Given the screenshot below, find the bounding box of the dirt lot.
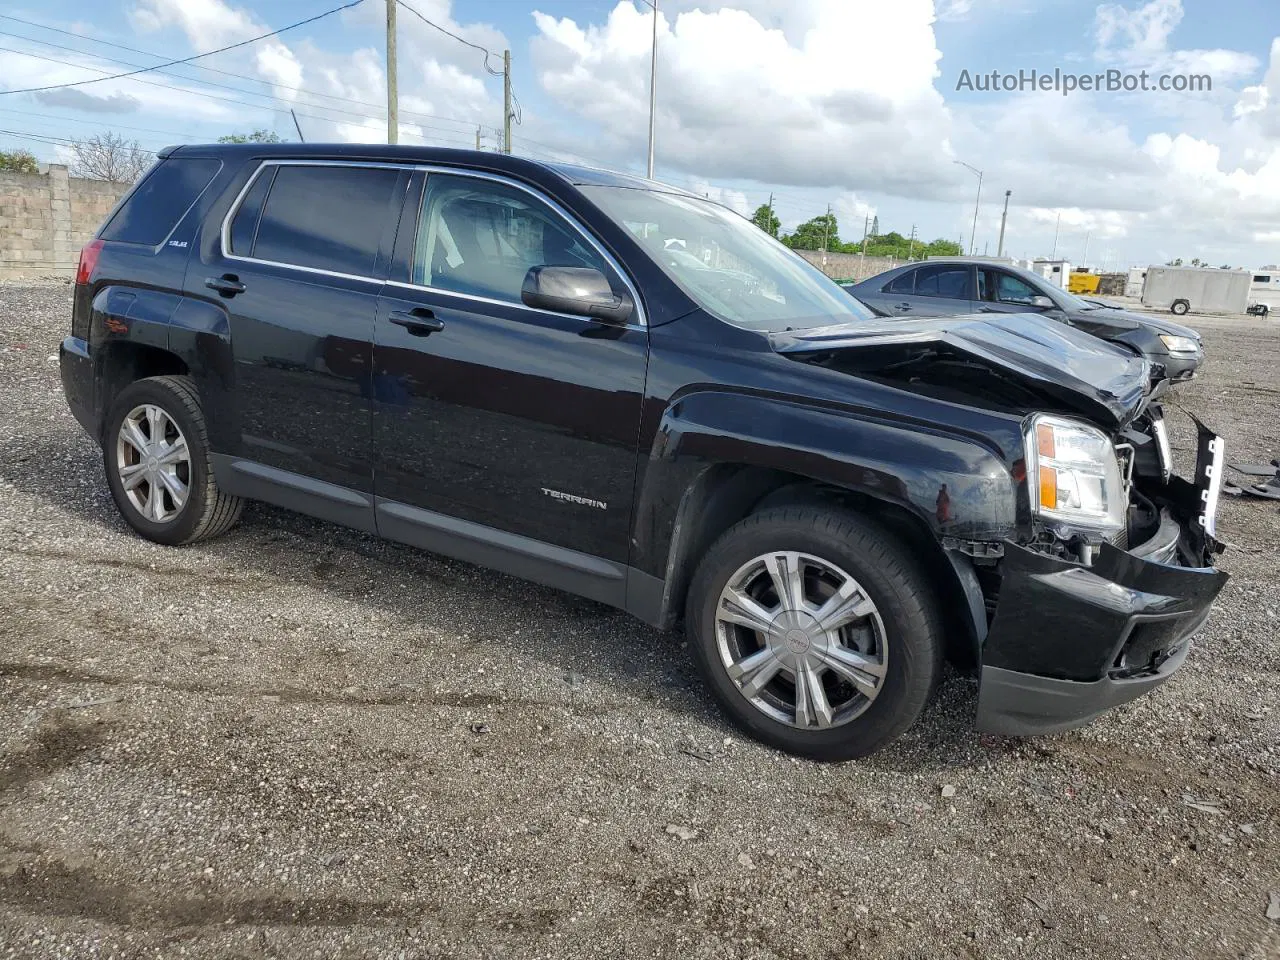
[1,282,1277,960]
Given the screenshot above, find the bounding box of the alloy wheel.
[115,403,191,524]
[714,551,888,730]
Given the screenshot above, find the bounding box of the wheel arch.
[647,463,985,670]
[94,340,190,440]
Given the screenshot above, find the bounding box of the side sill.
[209,454,377,534]
[375,498,628,608]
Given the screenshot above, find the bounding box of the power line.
[0,106,198,140]
[0,0,365,96]
[0,45,480,140]
[394,0,503,76]
[0,13,484,131]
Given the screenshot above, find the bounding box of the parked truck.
[1141,265,1251,316]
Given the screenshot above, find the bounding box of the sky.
[1,0,1278,269]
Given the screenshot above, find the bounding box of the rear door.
[371,168,648,593]
[200,160,408,526]
[878,264,974,317]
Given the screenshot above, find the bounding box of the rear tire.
[686,506,943,761]
[1170,299,1190,316]
[103,375,243,546]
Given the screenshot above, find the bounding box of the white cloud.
[129,0,261,51]
[530,0,955,193]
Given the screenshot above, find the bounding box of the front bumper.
[1163,352,1200,383]
[976,426,1227,736]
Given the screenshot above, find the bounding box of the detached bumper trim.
[977,638,1191,736]
[59,336,95,436]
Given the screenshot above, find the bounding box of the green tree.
[751,203,781,237]
[921,237,962,258]
[217,129,282,144]
[782,213,839,251]
[0,149,39,173]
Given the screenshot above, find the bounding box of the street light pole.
[997,189,1011,258]
[646,0,658,179]
[953,159,982,256]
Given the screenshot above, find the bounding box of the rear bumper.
[976,421,1227,736]
[59,336,95,436]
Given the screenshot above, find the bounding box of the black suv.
[60,144,1227,760]
[844,258,1204,385]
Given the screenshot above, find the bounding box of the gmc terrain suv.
[60,145,1228,760]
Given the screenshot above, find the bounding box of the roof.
[162,142,697,196]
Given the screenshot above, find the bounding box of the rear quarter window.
[99,157,222,246]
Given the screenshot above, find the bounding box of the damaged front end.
[975,412,1228,736]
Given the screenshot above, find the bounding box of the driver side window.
[994,271,1040,305]
[412,173,610,303]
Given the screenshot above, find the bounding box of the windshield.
[581,185,875,331]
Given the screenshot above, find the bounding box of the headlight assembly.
[1025,414,1127,536]
[1159,334,1199,354]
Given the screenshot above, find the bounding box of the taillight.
[75,239,104,286]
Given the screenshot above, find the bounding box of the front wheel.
[1171,299,1190,316]
[103,375,244,546]
[686,506,943,761]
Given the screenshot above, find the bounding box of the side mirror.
[1029,294,1057,310]
[521,266,633,325]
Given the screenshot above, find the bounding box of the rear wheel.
[103,375,243,546]
[686,506,943,760]
[1170,299,1190,316]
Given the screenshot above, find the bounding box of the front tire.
[686,506,943,761]
[103,375,243,546]
[1170,299,1190,316]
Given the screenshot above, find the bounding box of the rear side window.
[249,165,401,276]
[915,265,970,299]
[228,167,275,255]
[100,157,221,246]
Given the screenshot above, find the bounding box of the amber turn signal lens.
[1038,465,1058,510]
[1036,423,1056,459]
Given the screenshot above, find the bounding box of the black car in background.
[844,258,1204,384]
[60,144,1226,760]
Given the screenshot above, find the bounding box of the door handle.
[389,308,445,336]
[205,275,245,296]
[896,302,912,310]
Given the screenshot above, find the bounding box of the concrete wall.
[0,165,128,278]
[795,250,904,282]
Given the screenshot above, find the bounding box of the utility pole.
[766,192,775,236]
[1051,211,1061,260]
[503,49,512,154]
[476,125,482,151]
[859,214,870,273]
[647,0,658,178]
[997,189,1011,257]
[385,0,398,144]
[1082,230,1091,265]
[907,224,916,261]
[821,203,832,253]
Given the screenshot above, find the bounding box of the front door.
[372,170,648,586]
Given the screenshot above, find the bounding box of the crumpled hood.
[770,311,1151,428]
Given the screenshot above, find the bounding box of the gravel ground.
[1,280,1277,960]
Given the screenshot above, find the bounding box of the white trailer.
[1248,269,1280,317]
[1140,266,1252,316]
